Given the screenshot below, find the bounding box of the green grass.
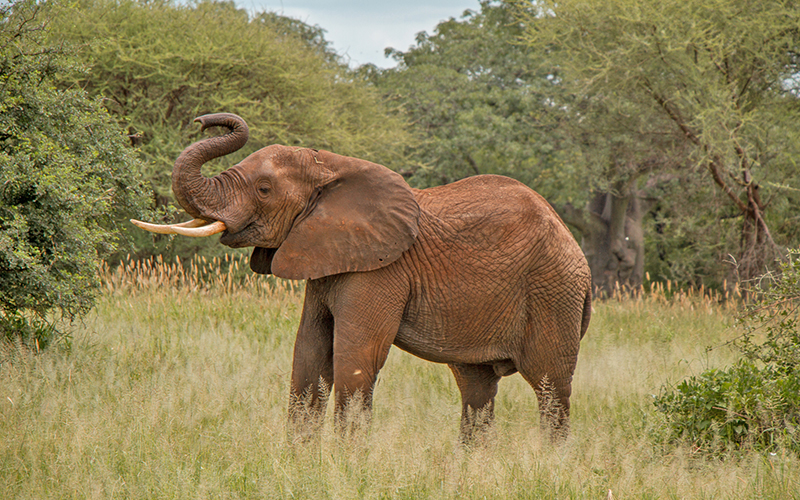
[1,258,799,499]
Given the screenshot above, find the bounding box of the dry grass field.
[2,255,799,499]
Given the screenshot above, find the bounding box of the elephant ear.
[269,150,420,280]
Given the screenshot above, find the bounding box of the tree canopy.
[516,0,800,282]
[369,0,571,190]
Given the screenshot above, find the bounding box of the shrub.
[655,250,800,453]
[736,251,800,371]
[655,359,800,453]
[0,1,151,349]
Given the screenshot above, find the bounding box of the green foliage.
[644,178,743,288]
[656,250,800,453]
[0,0,151,346]
[47,0,412,262]
[655,360,800,453]
[0,311,60,351]
[515,0,800,283]
[738,250,800,371]
[517,0,800,178]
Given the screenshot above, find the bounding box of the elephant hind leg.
[448,363,502,444]
[532,372,572,442]
[517,340,579,442]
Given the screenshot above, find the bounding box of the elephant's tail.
[579,287,592,340]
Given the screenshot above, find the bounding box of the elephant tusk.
[173,219,212,228]
[130,217,208,234]
[130,218,179,234]
[171,220,226,237]
[130,218,226,237]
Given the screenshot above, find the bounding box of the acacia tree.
[517,0,800,282]
[0,1,151,346]
[48,0,412,261]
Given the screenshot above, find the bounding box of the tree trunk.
[558,189,647,296]
[738,185,781,282]
[707,156,781,281]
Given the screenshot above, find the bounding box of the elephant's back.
[414,174,569,238]
[412,174,587,284]
[415,175,531,210]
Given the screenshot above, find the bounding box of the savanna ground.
[2,256,798,499]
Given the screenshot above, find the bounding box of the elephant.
[132,113,592,442]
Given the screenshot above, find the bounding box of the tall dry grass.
[1,255,798,499]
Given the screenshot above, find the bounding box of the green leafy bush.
[0,311,59,351]
[1,1,151,348]
[655,360,800,452]
[737,252,800,371]
[655,250,800,453]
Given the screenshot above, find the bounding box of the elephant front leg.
[288,298,334,442]
[330,313,401,438]
[449,363,501,444]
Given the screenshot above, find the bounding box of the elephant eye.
[258,185,270,196]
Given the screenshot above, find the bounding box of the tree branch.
[642,79,701,147]
[465,154,481,176]
[553,202,589,234]
[708,155,748,213]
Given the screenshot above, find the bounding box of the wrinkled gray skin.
[168,113,592,442]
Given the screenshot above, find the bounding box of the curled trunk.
[171,113,249,219]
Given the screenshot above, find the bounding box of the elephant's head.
[132,113,420,280]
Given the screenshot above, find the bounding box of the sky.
[236,0,481,68]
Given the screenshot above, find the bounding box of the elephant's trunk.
[171,113,249,219]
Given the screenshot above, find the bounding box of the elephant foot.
[459,403,496,446]
[287,380,330,444]
[539,414,569,444]
[536,376,570,443]
[333,390,373,442]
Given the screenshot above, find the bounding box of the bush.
[0,1,151,348]
[655,250,800,453]
[655,360,800,453]
[0,311,60,351]
[736,251,800,371]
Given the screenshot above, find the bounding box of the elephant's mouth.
[219,222,256,248]
[250,246,277,274]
